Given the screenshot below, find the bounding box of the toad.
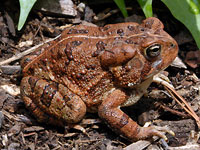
[20,17,178,141]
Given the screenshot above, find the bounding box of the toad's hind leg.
[20,76,86,126]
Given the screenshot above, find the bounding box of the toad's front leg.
[98,89,173,141]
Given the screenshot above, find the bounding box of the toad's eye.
[145,44,161,58]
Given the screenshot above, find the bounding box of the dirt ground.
[0,0,200,149]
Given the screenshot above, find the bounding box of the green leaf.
[161,0,200,48]
[18,0,37,31]
[137,0,153,18]
[114,0,128,17]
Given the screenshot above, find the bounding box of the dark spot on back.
[67,29,77,34]
[72,41,82,46]
[117,29,124,36]
[127,25,134,31]
[65,44,73,60]
[67,29,88,34]
[92,41,106,57]
[78,29,89,34]
[140,27,145,31]
[125,39,134,44]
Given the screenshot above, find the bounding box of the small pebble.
[8,143,20,150]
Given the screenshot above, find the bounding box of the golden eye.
[145,44,161,58]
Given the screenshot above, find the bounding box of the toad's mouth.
[142,58,165,80]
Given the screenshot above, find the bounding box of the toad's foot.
[137,125,175,141]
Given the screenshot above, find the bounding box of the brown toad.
[20,17,178,141]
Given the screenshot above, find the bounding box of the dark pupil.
[146,44,161,57]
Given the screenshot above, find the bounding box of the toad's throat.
[122,76,153,107]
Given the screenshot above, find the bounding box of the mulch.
[0,0,200,149]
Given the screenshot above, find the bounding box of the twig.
[153,74,200,129]
[155,102,190,118]
[0,36,59,66]
[164,85,200,128]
